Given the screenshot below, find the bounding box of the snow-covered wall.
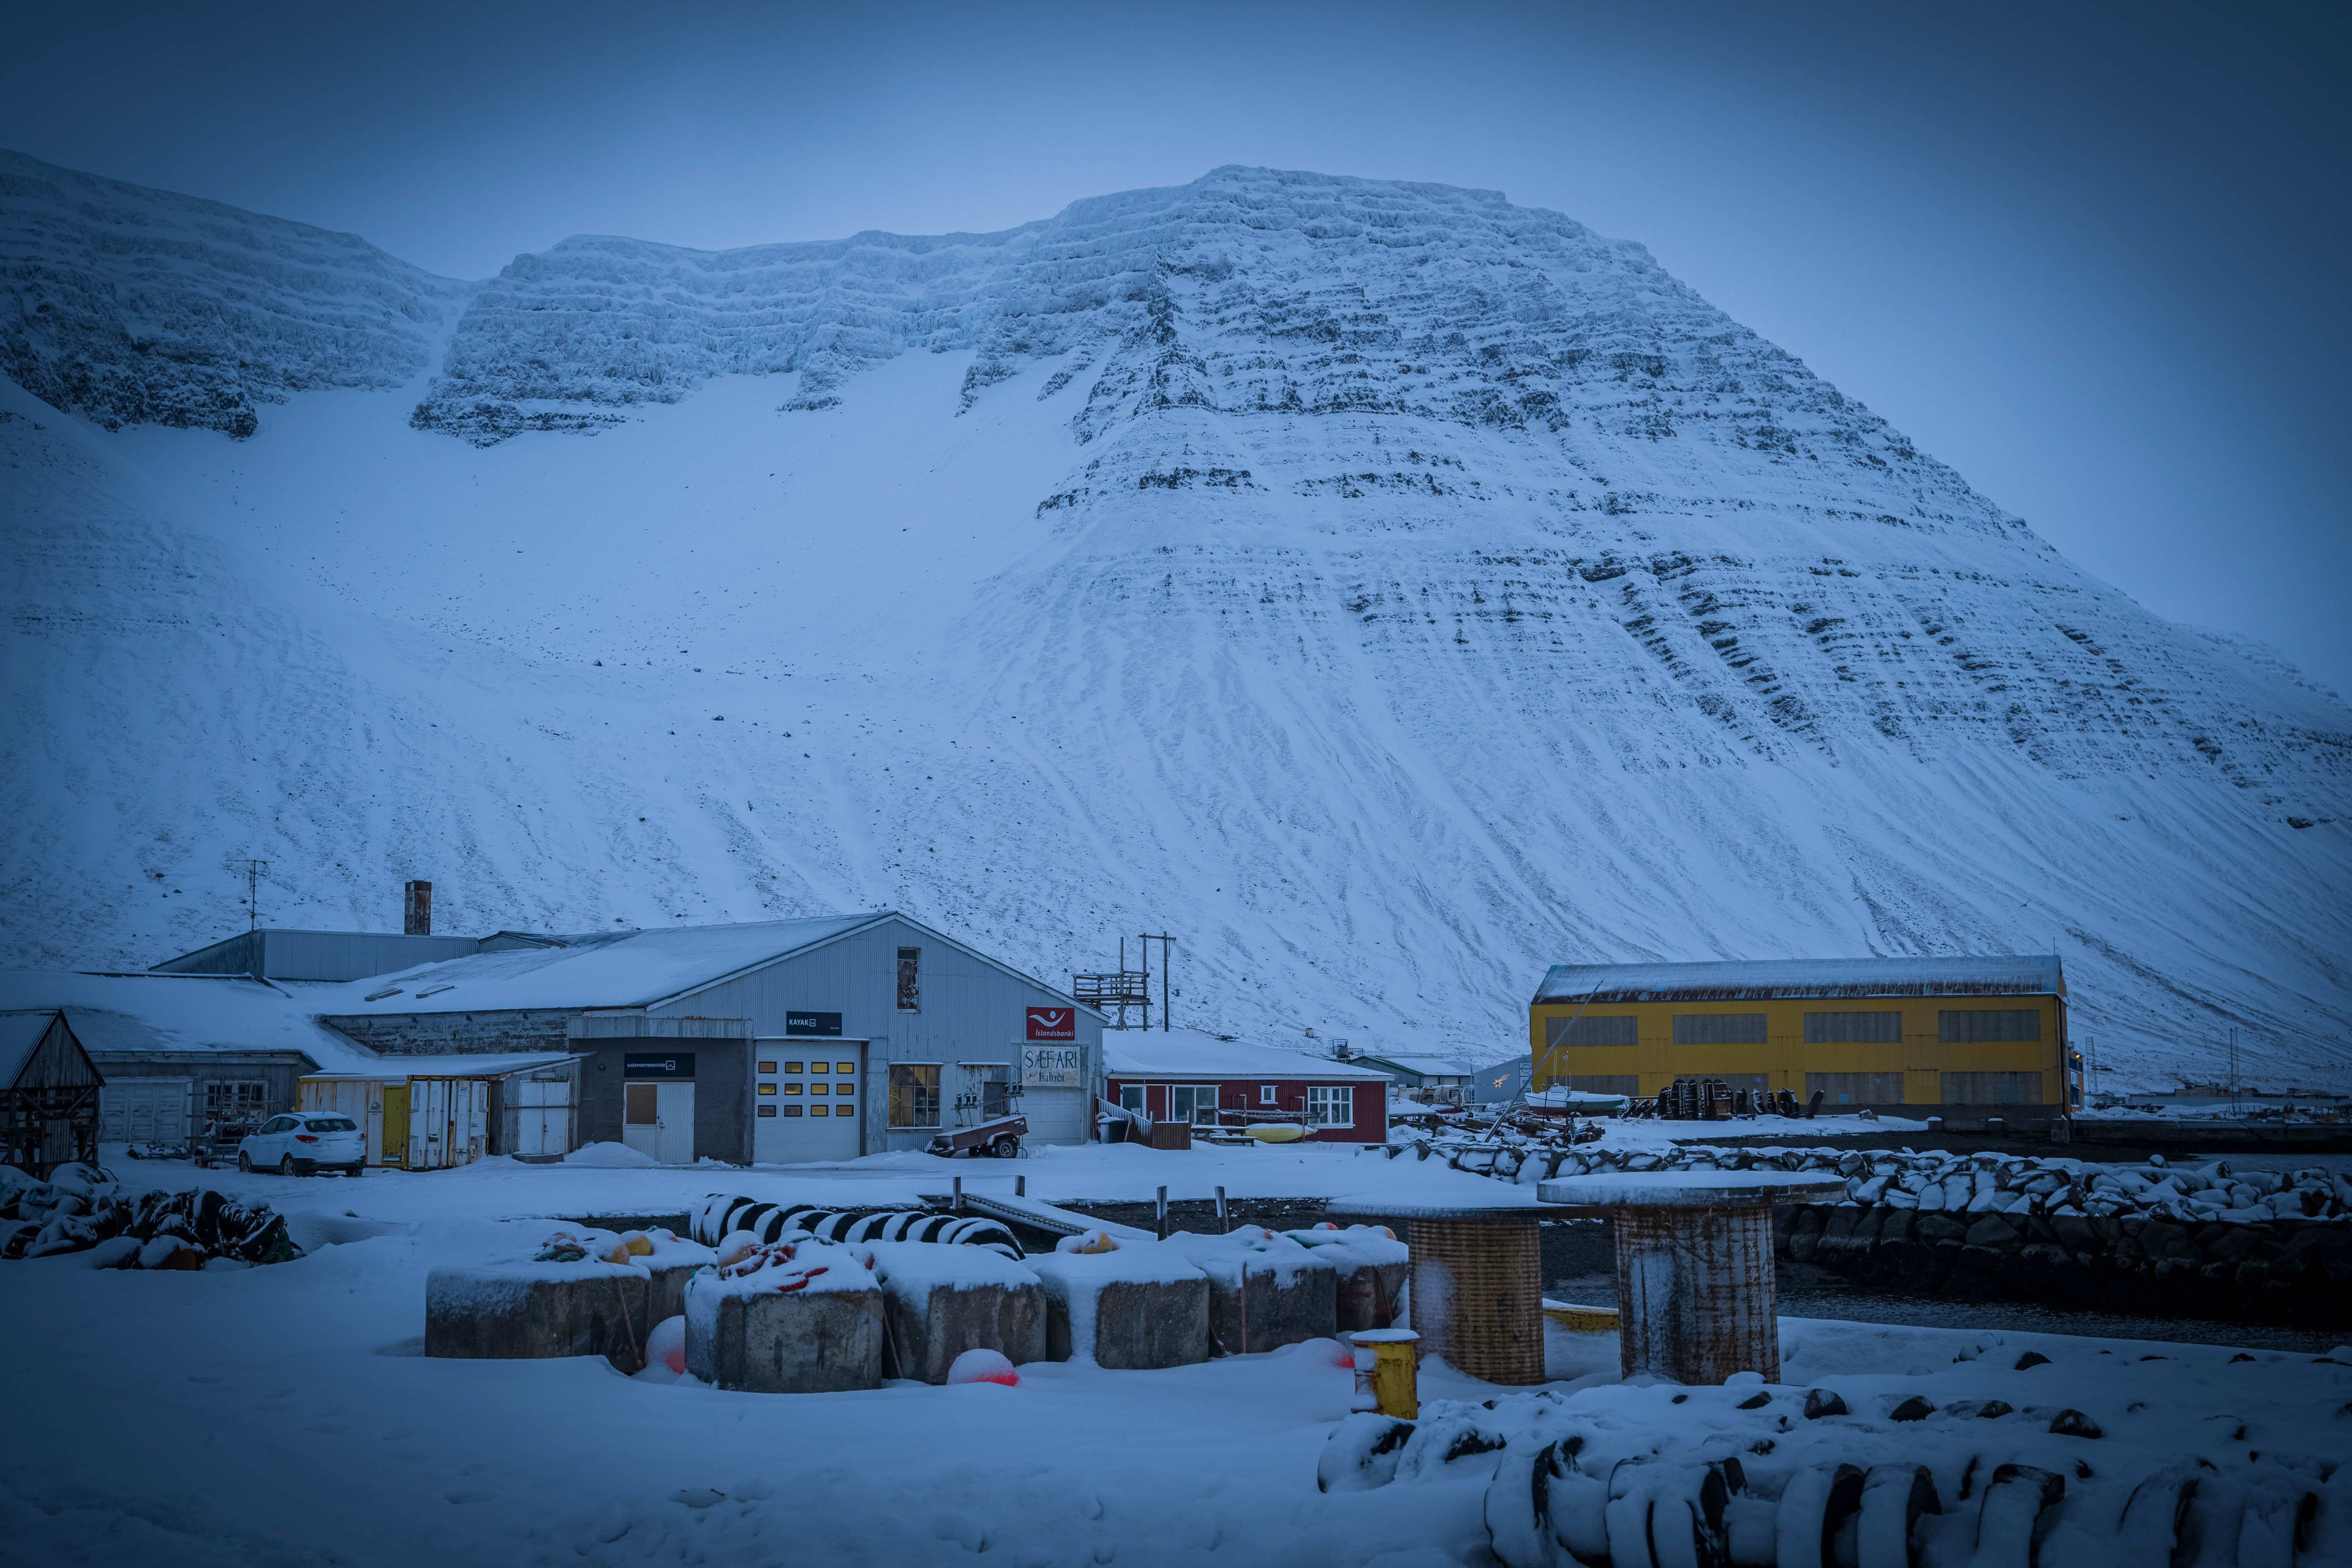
[2,159,2346,1088]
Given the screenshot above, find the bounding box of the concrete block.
[685,1276,885,1393]
[884,1279,1049,1383]
[1045,1275,1210,1369]
[425,1264,649,1370]
[1336,1262,1408,1333]
[647,1257,705,1323]
[1205,1257,1338,1354]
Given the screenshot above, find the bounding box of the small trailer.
[927,1115,1026,1159]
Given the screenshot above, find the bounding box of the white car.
[238,1112,366,1177]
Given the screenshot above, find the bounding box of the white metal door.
[459,1079,488,1165]
[102,1079,191,1145]
[622,1080,661,1160]
[514,1075,572,1156]
[654,1082,695,1164]
[409,1079,447,1169]
[752,1046,862,1164]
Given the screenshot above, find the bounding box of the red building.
[1102,1030,1392,1144]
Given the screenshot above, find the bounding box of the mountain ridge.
[1,154,2346,1085]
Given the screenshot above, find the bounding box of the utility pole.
[2229,1028,2241,1110]
[1139,933,1176,1031]
[244,859,268,932]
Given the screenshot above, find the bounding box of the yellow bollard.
[1349,1329,1420,1420]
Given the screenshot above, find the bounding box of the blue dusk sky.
[4,0,2346,693]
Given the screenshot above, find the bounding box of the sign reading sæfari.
[1020,1043,1082,1088]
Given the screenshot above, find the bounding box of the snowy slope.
[2,159,2346,1087]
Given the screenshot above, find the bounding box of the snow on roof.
[1532,954,2065,1005]
[0,1009,58,1084]
[304,913,883,1015]
[301,1051,579,1080]
[1101,1028,1393,1080]
[1355,1052,1476,1077]
[0,971,383,1073]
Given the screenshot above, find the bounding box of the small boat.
[1244,1123,1308,1144]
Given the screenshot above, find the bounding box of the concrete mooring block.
[1335,1261,1409,1333]
[1030,1251,1211,1370]
[425,1264,650,1370]
[1204,1257,1338,1353]
[883,1278,1049,1383]
[685,1276,886,1393]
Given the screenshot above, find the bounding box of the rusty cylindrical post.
[1613,1200,1779,1384]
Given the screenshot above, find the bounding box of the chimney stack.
[404,880,432,937]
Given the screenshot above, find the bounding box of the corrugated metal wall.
[660,918,1100,1153]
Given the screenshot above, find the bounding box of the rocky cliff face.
[0,150,472,437]
[3,160,2346,1082]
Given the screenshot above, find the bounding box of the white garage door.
[751,1043,863,1164]
[102,1079,191,1145]
[1018,1042,1091,1145]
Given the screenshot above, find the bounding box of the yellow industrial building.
[1529,956,2069,1123]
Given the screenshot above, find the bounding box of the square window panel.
[836,1084,854,1095]
[757,1084,776,1096]
[837,1062,856,1074]
[785,1061,804,1074]
[812,1063,830,1074]
[758,1061,777,1074]
[783,1106,804,1117]
[784,1084,803,1096]
[756,1106,777,1118]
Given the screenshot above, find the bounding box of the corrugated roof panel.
[1532,955,2064,1005]
[307,913,881,1014]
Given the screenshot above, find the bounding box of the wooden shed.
[1,1010,106,1176]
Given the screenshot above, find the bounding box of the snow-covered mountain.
[3,153,2346,1085]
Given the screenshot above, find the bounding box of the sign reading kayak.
[1025,1006,1076,1041]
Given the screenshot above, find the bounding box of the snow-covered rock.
[0,149,473,437]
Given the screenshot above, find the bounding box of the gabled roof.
[306,910,1101,1020]
[0,1010,58,1085]
[0,971,383,1073]
[1102,1029,1394,1080]
[1532,955,2065,1006]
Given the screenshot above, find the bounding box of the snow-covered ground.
[6,1150,2346,1566]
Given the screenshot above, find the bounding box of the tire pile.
[1321,1343,2351,1566]
[0,1164,300,1267]
[691,1195,1023,1259]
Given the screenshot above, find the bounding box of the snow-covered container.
[425,1257,651,1370]
[1166,1229,1338,1354]
[1282,1224,1411,1333]
[684,1240,885,1394]
[865,1241,1047,1383]
[1027,1235,1211,1369]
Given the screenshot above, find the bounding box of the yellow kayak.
[1245,1124,1308,1144]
